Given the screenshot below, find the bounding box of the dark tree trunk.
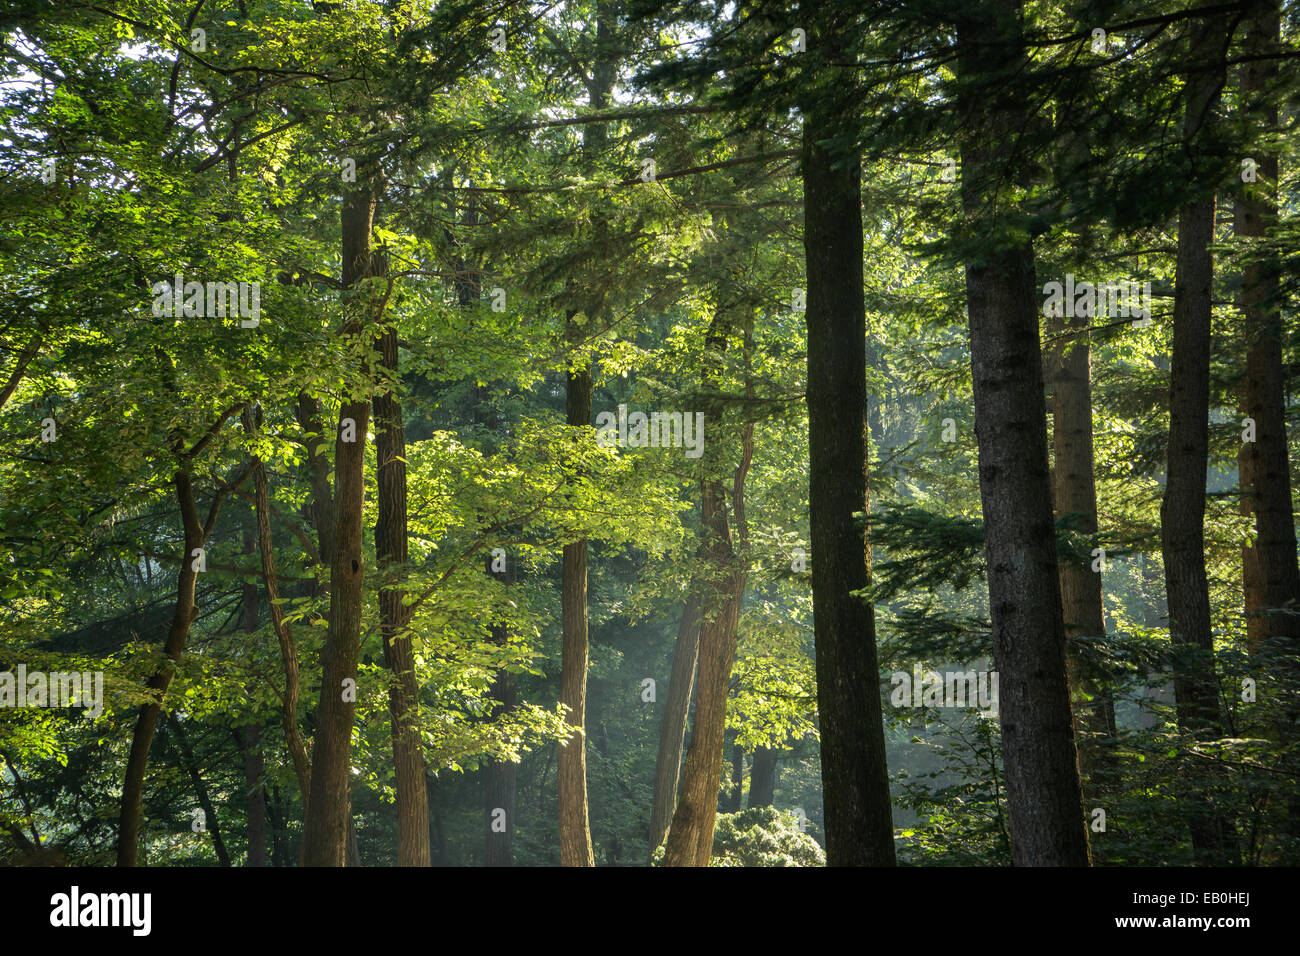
[374,325,431,866]
[301,184,380,866]
[956,0,1090,866]
[1235,0,1298,653]
[648,592,701,858]
[748,746,778,809]
[802,113,896,867]
[1235,0,1300,841]
[241,724,267,867]
[1161,15,1240,864]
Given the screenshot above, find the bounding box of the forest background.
[1,0,1297,867]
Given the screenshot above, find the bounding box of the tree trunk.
[1161,15,1239,864]
[661,310,752,867]
[660,482,744,866]
[1046,313,1118,792]
[648,592,701,858]
[748,746,778,809]
[242,408,312,805]
[556,6,615,868]
[241,725,267,867]
[1235,0,1300,842]
[301,184,380,866]
[803,112,896,867]
[558,335,596,866]
[956,0,1090,866]
[374,325,431,866]
[117,468,207,866]
[1235,0,1298,653]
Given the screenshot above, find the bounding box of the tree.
[801,29,897,867]
[301,181,384,866]
[955,0,1090,866]
[1159,9,1240,864]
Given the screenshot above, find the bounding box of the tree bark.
[242,408,313,806]
[374,325,431,866]
[556,5,615,868]
[301,183,380,866]
[803,112,896,867]
[748,746,778,809]
[648,592,701,858]
[241,725,267,867]
[117,466,209,866]
[661,310,752,867]
[1236,0,1298,657]
[660,482,744,866]
[0,324,44,413]
[956,0,1090,866]
[558,329,596,866]
[1160,14,1239,864]
[1046,314,1118,792]
[1235,0,1300,843]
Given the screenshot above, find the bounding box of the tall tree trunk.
[1161,14,1240,864]
[1235,0,1298,650]
[956,0,1090,866]
[374,325,431,866]
[648,592,701,858]
[117,468,208,866]
[301,183,380,866]
[803,110,896,867]
[661,483,745,866]
[748,746,778,809]
[1046,313,1118,792]
[558,331,595,866]
[557,5,616,868]
[241,724,267,867]
[1235,0,1300,842]
[661,310,752,867]
[242,408,313,805]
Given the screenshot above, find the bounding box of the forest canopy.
[0,0,1297,870]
